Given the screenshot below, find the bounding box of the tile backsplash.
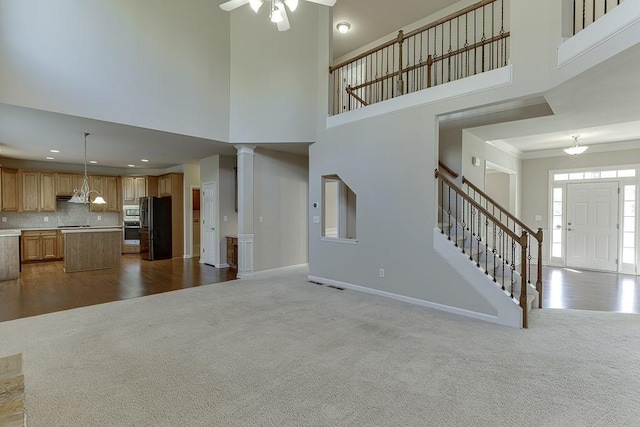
[0,201,119,229]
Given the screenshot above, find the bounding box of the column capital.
[234,144,257,155]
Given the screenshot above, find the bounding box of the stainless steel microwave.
[123,205,140,220]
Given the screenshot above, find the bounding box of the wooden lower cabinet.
[22,230,63,262]
[226,236,238,269]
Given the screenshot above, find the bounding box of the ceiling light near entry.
[336,22,351,33]
[563,135,589,156]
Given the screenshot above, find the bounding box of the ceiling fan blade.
[276,4,291,31]
[219,0,250,12]
[302,0,336,7]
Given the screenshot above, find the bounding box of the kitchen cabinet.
[1,167,19,212]
[226,236,238,269]
[21,171,56,212]
[89,176,120,212]
[22,230,60,262]
[146,176,158,197]
[123,176,147,204]
[56,173,84,196]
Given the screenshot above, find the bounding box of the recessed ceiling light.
[128,164,135,167]
[50,149,60,153]
[336,22,351,33]
[89,160,98,164]
[141,159,149,163]
[46,156,55,160]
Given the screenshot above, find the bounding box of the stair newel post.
[397,30,405,95]
[536,228,543,308]
[520,231,529,328]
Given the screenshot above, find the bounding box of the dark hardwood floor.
[0,256,236,322]
[1,259,639,323]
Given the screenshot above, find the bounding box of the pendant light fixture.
[563,135,589,156]
[68,132,107,205]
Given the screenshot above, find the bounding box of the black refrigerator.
[139,196,172,260]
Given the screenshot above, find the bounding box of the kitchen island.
[62,227,122,273]
[0,229,21,281]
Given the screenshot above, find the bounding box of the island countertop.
[60,227,122,234]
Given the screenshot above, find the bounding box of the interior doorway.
[201,182,217,266]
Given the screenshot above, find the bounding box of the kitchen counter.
[0,230,21,281]
[62,228,121,273]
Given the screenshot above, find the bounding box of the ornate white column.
[234,144,256,278]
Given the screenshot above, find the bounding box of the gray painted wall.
[0,0,231,141]
[254,149,309,271]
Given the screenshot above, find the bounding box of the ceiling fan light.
[249,0,263,13]
[285,0,298,11]
[336,21,351,33]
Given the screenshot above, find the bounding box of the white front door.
[201,182,217,266]
[566,182,619,272]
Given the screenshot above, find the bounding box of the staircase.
[435,168,543,328]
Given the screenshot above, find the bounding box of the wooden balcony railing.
[330,0,510,115]
[574,0,624,34]
[436,169,530,328]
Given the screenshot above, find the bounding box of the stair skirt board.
[433,228,524,328]
[307,275,514,327]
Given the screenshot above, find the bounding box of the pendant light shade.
[563,135,588,156]
[69,132,107,205]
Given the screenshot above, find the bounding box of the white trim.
[327,66,513,129]
[308,275,515,328]
[216,263,230,268]
[558,1,640,68]
[320,237,358,245]
[252,263,310,277]
[234,145,256,155]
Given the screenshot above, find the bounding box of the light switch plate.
[313,216,320,224]
[223,216,228,222]
[535,215,542,221]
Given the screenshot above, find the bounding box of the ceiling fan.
[220,0,337,32]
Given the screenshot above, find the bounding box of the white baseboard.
[252,263,309,277]
[216,263,230,269]
[307,275,504,326]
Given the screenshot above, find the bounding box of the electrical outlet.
[259,216,264,223]
[379,269,385,278]
[1,217,6,223]
[223,216,228,222]
[97,216,102,221]
[44,216,49,222]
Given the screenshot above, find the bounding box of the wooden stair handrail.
[438,161,459,178]
[462,176,542,242]
[435,170,523,243]
[462,174,543,309]
[436,168,529,327]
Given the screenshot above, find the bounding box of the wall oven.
[123,205,141,245]
[123,221,141,245]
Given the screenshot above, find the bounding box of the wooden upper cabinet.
[158,175,171,197]
[56,173,84,196]
[123,176,147,204]
[90,175,120,212]
[40,172,56,212]
[1,167,19,212]
[22,171,57,212]
[21,171,40,212]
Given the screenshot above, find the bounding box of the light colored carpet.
[1,266,639,426]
